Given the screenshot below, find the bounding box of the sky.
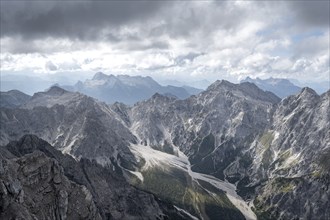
[0,0,329,87]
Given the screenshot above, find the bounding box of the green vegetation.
[312,170,322,178]
[134,166,244,220]
[252,200,277,220]
[197,180,238,210]
[139,167,187,205]
[271,177,297,193]
[260,132,274,168]
[253,177,302,220]
[259,132,274,149]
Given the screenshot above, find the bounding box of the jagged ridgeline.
[1,80,329,220]
[61,72,202,105]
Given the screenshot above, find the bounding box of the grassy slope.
[130,166,245,220]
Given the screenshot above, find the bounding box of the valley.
[127,143,256,220]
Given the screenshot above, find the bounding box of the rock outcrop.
[0,135,191,220]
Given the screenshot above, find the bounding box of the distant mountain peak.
[46,86,68,96]
[207,79,235,91]
[0,89,31,108]
[150,92,174,101]
[240,81,259,88]
[65,72,197,104]
[241,77,301,98]
[92,72,110,80]
[205,79,280,104]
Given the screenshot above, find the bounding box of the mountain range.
[241,77,302,98]
[1,78,329,220]
[61,72,202,104]
[0,90,31,108]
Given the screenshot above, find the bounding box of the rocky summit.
[1,80,329,220]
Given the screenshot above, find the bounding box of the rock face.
[253,174,330,220]
[0,140,102,220]
[0,90,31,108]
[0,86,138,170]
[0,135,190,220]
[62,72,196,104]
[1,80,329,219]
[130,80,280,180]
[248,89,330,219]
[126,82,329,220]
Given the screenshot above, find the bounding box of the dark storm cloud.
[1,0,329,42]
[0,0,252,43]
[1,0,329,57]
[0,0,169,40]
[289,1,330,27]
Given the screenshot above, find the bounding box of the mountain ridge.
[241,77,302,98]
[1,79,329,219]
[0,90,31,108]
[61,73,201,105]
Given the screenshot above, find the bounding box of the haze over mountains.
[3,72,323,108]
[241,77,302,98]
[1,71,328,99]
[1,78,329,219]
[60,72,202,104]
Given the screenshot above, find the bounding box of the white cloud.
[0,1,329,84]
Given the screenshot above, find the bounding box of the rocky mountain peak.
[204,79,280,104]
[6,134,46,157]
[28,86,68,103]
[45,86,68,96]
[207,79,235,91]
[289,87,320,107]
[299,87,319,98]
[0,90,31,108]
[4,90,24,96]
[239,82,280,103]
[148,92,176,104]
[321,89,330,99]
[92,72,110,80]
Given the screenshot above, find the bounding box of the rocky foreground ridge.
[0,135,191,220]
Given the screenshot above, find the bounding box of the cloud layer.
[1,0,329,83]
